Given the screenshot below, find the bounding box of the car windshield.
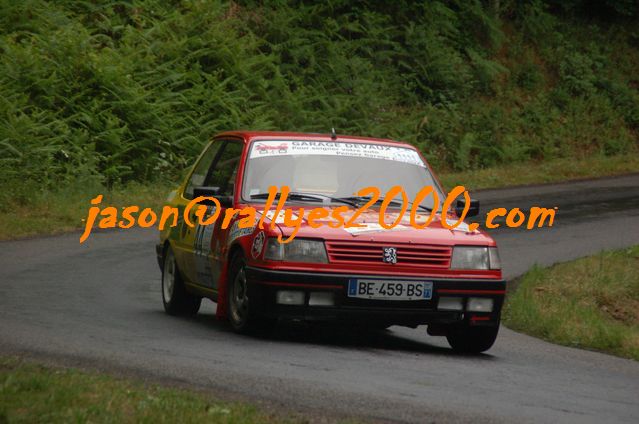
[242,140,443,209]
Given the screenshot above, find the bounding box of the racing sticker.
[249,140,425,167]
[228,220,255,246]
[251,231,266,258]
[194,205,216,287]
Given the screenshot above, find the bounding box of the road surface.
[1,174,638,423]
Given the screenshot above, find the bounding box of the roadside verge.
[503,245,639,361]
[0,356,301,424]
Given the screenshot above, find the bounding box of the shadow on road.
[170,310,496,360]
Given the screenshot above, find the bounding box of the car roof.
[215,130,414,148]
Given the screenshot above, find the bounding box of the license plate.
[347,279,433,301]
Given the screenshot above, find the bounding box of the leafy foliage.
[0,0,637,202]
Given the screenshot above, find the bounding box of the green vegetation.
[504,245,639,361]
[1,1,638,236]
[440,153,639,190]
[0,357,295,423]
[0,181,174,240]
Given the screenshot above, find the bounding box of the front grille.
[325,241,452,268]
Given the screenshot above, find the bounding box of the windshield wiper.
[250,192,433,211]
[250,191,359,208]
[337,195,434,213]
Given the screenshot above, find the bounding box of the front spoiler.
[245,266,505,327]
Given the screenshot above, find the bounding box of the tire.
[227,252,272,334]
[371,323,392,331]
[162,247,201,316]
[446,323,499,354]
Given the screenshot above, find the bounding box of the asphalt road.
[2,174,639,423]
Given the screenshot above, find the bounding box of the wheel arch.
[161,240,171,265]
[217,242,247,320]
[227,242,245,263]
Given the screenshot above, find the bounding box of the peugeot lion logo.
[383,247,397,264]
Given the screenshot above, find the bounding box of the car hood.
[251,204,495,247]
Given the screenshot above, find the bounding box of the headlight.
[451,246,501,270]
[488,247,501,270]
[451,246,488,270]
[264,238,328,263]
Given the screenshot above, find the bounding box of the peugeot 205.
[156,131,505,353]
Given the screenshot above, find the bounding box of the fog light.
[276,290,305,305]
[467,297,494,312]
[437,297,463,311]
[309,292,334,306]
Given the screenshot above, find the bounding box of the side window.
[184,141,223,199]
[204,140,244,196]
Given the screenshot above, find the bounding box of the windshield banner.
[249,140,425,167]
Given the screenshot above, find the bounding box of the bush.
[0,0,637,199]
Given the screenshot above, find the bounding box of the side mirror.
[192,186,234,208]
[455,199,480,218]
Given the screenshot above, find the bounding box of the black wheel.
[162,247,201,316]
[370,323,393,331]
[227,252,272,334]
[446,323,499,354]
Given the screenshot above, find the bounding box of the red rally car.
[156,131,505,353]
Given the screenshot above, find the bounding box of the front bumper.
[245,266,505,327]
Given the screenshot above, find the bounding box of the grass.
[503,245,639,361]
[0,181,175,240]
[1,153,637,241]
[0,357,297,424]
[439,154,639,191]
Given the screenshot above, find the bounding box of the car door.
[191,138,245,290]
[173,139,225,284]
